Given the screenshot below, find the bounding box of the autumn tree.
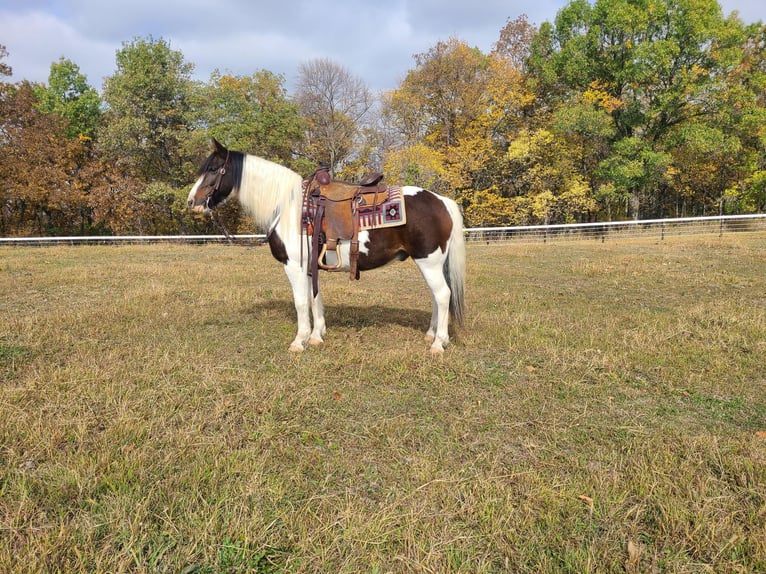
[0,82,92,235]
[494,14,537,73]
[397,38,491,153]
[382,30,542,223]
[460,20,540,223]
[664,123,742,216]
[1,47,95,235]
[381,38,493,199]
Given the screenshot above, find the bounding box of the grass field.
[1,234,765,573]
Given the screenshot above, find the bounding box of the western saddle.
[303,166,391,295]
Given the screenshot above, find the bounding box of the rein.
[301,170,321,270]
[211,209,234,244]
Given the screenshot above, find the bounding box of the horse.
[187,139,465,354]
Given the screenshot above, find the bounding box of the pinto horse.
[187,139,465,354]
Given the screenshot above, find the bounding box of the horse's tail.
[443,198,466,326]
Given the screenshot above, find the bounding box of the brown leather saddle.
[303,166,391,296]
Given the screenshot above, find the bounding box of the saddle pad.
[357,186,406,231]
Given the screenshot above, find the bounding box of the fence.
[465,213,766,243]
[1,214,765,246]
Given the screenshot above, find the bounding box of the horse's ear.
[211,138,227,155]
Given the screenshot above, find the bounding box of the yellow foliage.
[508,129,555,162]
[531,190,556,222]
[559,179,597,221]
[583,80,625,113]
[464,188,529,226]
[382,144,447,190]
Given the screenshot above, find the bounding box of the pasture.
[1,235,765,573]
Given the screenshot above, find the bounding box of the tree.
[596,136,674,219]
[506,127,597,223]
[666,123,742,215]
[34,58,102,140]
[0,44,11,78]
[382,38,494,201]
[395,38,491,152]
[99,36,195,186]
[382,142,447,190]
[454,43,536,212]
[551,92,617,188]
[531,0,742,139]
[295,58,374,175]
[708,21,766,212]
[526,0,755,218]
[0,82,92,235]
[191,70,305,169]
[493,14,537,72]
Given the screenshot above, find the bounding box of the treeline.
[1,0,764,236]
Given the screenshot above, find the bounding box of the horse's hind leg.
[415,251,451,354]
[425,297,438,344]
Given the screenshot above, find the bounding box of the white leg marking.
[414,249,451,353]
[283,262,312,352]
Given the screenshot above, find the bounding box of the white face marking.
[187,176,206,213]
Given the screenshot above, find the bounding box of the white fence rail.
[1,214,765,246]
[466,214,766,243]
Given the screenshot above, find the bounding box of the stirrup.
[318,244,343,270]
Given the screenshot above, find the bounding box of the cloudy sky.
[2,0,763,94]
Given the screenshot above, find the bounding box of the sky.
[1,0,764,94]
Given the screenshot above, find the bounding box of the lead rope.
[211,208,234,245]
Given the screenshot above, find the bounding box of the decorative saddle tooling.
[302,166,407,296]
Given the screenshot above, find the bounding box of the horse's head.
[187,139,238,213]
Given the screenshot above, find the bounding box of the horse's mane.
[238,154,303,237]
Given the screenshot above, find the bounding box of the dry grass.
[1,234,765,573]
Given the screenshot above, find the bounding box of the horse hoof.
[424,334,435,343]
[429,345,444,355]
[308,337,324,346]
[288,343,305,353]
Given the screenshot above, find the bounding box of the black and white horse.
[187,139,465,353]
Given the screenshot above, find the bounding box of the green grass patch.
[1,235,765,573]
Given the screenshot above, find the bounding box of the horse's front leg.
[308,289,326,346]
[283,262,327,351]
[283,262,313,352]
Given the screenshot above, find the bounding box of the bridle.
[204,150,231,210]
[202,149,234,243]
